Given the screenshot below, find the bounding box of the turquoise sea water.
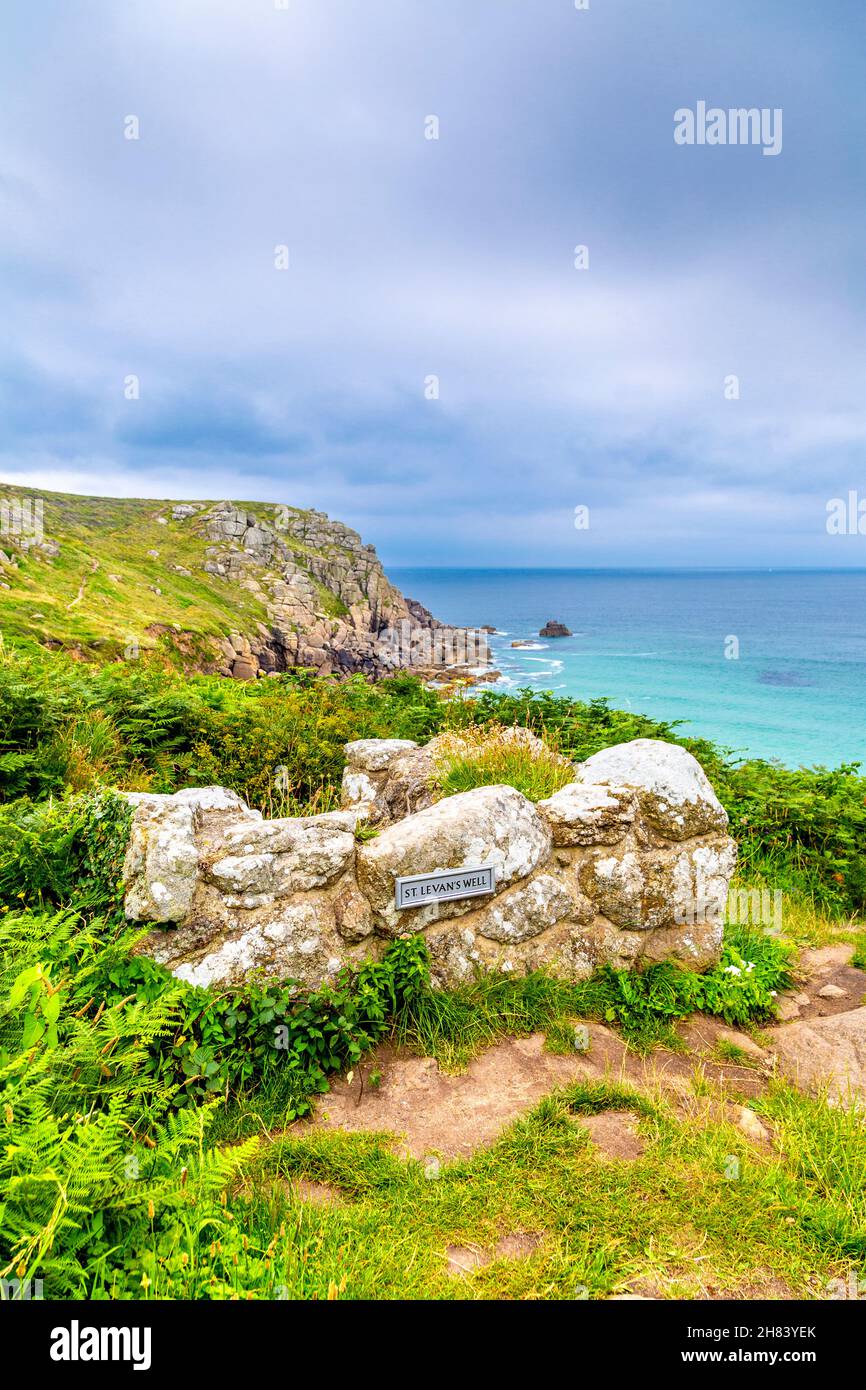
[389,569,866,770]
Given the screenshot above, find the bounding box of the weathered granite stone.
[580,839,736,930]
[474,873,579,944]
[575,738,728,841]
[769,1008,866,1106]
[333,882,376,942]
[123,800,199,924]
[214,812,355,894]
[172,902,355,992]
[341,738,431,823]
[637,918,724,972]
[537,783,636,847]
[356,784,552,933]
[342,727,563,828]
[344,738,420,773]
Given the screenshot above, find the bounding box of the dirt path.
[295,1023,766,1161]
[294,945,865,1161]
[66,556,99,609]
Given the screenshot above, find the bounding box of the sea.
[389,569,866,770]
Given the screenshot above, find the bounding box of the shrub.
[0,789,132,918]
[0,904,430,1296]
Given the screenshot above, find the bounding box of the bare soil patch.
[578,1110,645,1160]
[289,941,865,1162]
[296,1024,771,1161]
[446,1231,544,1277]
[784,943,866,1021]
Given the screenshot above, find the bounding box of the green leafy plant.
[5,963,62,1050]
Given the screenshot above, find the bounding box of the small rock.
[736,1106,770,1143]
[716,1027,768,1060]
[608,1294,659,1301]
[575,738,730,842]
[538,782,636,847]
[770,1008,866,1104]
[775,997,801,1021]
[817,984,848,999]
[539,620,572,638]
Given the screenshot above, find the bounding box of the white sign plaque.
[395,865,496,910]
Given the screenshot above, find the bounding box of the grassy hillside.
[0,484,393,670]
[1,487,261,664]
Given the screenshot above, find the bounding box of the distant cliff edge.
[0,486,489,679]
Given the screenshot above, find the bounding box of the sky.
[1,0,865,567]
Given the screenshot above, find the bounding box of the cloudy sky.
[2,0,865,565]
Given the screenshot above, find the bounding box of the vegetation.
[431,724,575,802]
[0,887,797,1298]
[394,926,792,1068]
[2,646,866,914]
[0,485,362,667]
[0,642,863,1300]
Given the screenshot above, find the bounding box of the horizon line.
[386,564,866,574]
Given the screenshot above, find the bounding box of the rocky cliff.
[189,498,445,678]
[0,484,486,679]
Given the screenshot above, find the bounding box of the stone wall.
[124,738,737,991]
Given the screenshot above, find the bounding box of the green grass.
[713,1039,761,1068]
[0,484,358,665]
[375,926,793,1071]
[218,1075,864,1301]
[431,725,575,803]
[0,811,799,1302]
